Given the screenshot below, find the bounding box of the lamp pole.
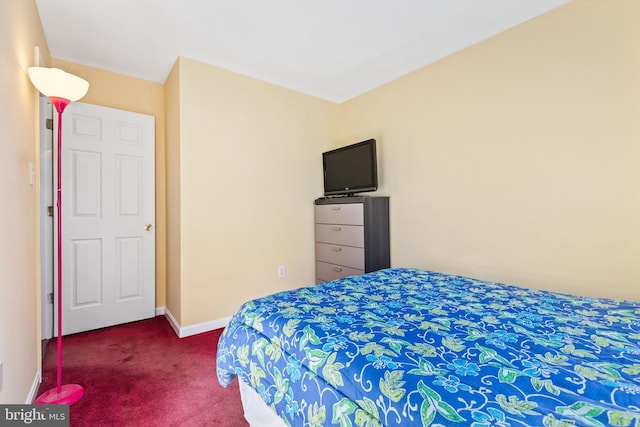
[29,67,89,405]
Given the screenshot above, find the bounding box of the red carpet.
[37,316,248,427]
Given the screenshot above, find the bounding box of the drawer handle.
[333,267,343,272]
[332,247,342,252]
[332,227,342,231]
[331,206,341,211]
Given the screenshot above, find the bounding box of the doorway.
[39,101,156,337]
[39,95,54,340]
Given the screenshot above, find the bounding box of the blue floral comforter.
[217,268,640,426]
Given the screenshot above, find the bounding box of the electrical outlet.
[278,265,286,278]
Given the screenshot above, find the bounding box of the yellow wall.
[50,59,167,308]
[0,0,49,403]
[165,60,182,322]
[168,57,338,325]
[338,0,640,300]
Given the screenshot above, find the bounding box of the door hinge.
[48,206,53,217]
[46,118,53,130]
[47,292,54,304]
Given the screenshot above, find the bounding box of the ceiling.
[35,0,570,103]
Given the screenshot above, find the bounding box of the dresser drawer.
[315,224,364,247]
[315,203,364,225]
[315,243,364,270]
[316,261,363,282]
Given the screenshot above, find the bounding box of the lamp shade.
[28,67,89,102]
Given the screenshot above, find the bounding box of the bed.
[216,268,640,426]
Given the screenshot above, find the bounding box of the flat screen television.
[322,139,378,196]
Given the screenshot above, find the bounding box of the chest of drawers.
[314,196,389,283]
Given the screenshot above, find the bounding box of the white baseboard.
[178,316,231,338]
[155,306,166,316]
[26,371,41,403]
[162,307,230,338]
[163,308,181,337]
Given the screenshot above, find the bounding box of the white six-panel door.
[55,102,155,335]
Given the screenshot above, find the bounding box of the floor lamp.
[29,67,89,405]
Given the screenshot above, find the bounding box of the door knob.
[145,224,153,231]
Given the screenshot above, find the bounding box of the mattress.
[217,268,640,426]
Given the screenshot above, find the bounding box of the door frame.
[39,94,54,340]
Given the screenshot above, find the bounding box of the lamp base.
[35,384,84,405]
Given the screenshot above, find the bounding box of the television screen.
[323,139,377,196]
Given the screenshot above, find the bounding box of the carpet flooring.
[37,316,249,427]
